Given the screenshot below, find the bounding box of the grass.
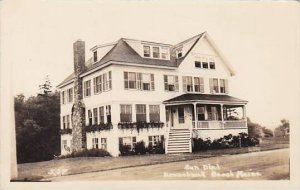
[16,136,289,181]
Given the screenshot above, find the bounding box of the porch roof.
[163,93,248,105]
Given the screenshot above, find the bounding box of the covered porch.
[163,94,248,130]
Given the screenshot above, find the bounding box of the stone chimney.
[71,40,86,152]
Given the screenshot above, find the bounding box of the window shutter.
[182,76,187,92]
[150,74,155,91]
[175,76,179,91]
[225,79,229,94]
[209,78,213,93]
[124,72,128,89]
[164,75,168,91]
[200,77,204,93]
[109,71,112,89]
[93,78,96,93]
[137,73,142,90]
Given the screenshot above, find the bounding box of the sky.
[1,0,299,129]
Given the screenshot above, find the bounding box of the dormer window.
[152,47,160,58]
[161,47,169,59]
[93,51,97,62]
[177,49,182,58]
[143,46,150,57]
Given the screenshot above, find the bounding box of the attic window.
[177,49,182,58]
[202,58,208,69]
[209,62,215,69]
[161,47,169,59]
[93,51,97,62]
[195,61,201,68]
[143,46,150,57]
[153,47,160,58]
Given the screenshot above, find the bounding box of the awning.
[163,93,248,105]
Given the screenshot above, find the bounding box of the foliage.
[193,133,259,151]
[15,78,60,163]
[59,148,111,158]
[274,119,290,137]
[247,117,273,138]
[148,141,165,154]
[85,123,113,132]
[60,128,72,135]
[134,141,147,155]
[118,122,164,133]
[119,144,135,156]
[119,140,165,156]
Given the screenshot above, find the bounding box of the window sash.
[84,80,91,96]
[92,138,99,149]
[164,75,178,92]
[152,47,160,58]
[143,46,150,57]
[93,108,98,124]
[99,106,105,123]
[183,76,193,92]
[120,105,132,122]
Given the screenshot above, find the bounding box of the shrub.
[148,141,165,154]
[119,144,135,156]
[193,133,259,151]
[134,141,147,155]
[60,148,111,159]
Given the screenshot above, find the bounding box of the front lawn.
[16,136,289,181]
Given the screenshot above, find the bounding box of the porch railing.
[192,120,247,129]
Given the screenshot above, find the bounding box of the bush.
[193,133,259,151]
[148,141,165,154]
[119,144,132,156]
[134,141,147,155]
[60,148,111,159]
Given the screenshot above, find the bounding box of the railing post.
[193,103,197,129]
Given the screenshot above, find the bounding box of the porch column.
[220,104,224,129]
[193,103,197,129]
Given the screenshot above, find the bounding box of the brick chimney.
[71,39,86,152]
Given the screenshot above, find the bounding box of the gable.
[177,34,235,77]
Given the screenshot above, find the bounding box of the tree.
[38,75,52,96]
[15,77,60,163]
[247,117,263,138]
[274,119,290,138]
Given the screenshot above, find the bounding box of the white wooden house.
[57,32,248,156]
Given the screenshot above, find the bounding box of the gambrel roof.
[57,32,234,87]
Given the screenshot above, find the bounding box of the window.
[84,80,91,97]
[210,78,219,93]
[195,61,201,68]
[93,108,98,124]
[93,76,102,94]
[63,116,66,129]
[67,88,73,103]
[119,137,136,149]
[194,77,204,93]
[92,138,99,149]
[93,51,97,62]
[164,75,179,92]
[148,135,160,147]
[183,76,193,92]
[99,106,104,124]
[220,79,226,93]
[101,138,107,150]
[177,49,182,58]
[208,106,218,120]
[66,115,70,128]
[62,140,68,150]
[88,110,92,125]
[209,62,215,69]
[61,91,66,104]
[202,58,208,69]
[153,47,160,58]
[197,106,205,121]
[120,104,132,122]
[143,46,150,57]
[135,104,146,122]
[178,107,185,123]
[149,105,160,122]
[124,72,154,91]
[106,105,111,123]
[161,47,169,59]
[124,72,137,89]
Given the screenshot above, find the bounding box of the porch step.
[166,128,191,154]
